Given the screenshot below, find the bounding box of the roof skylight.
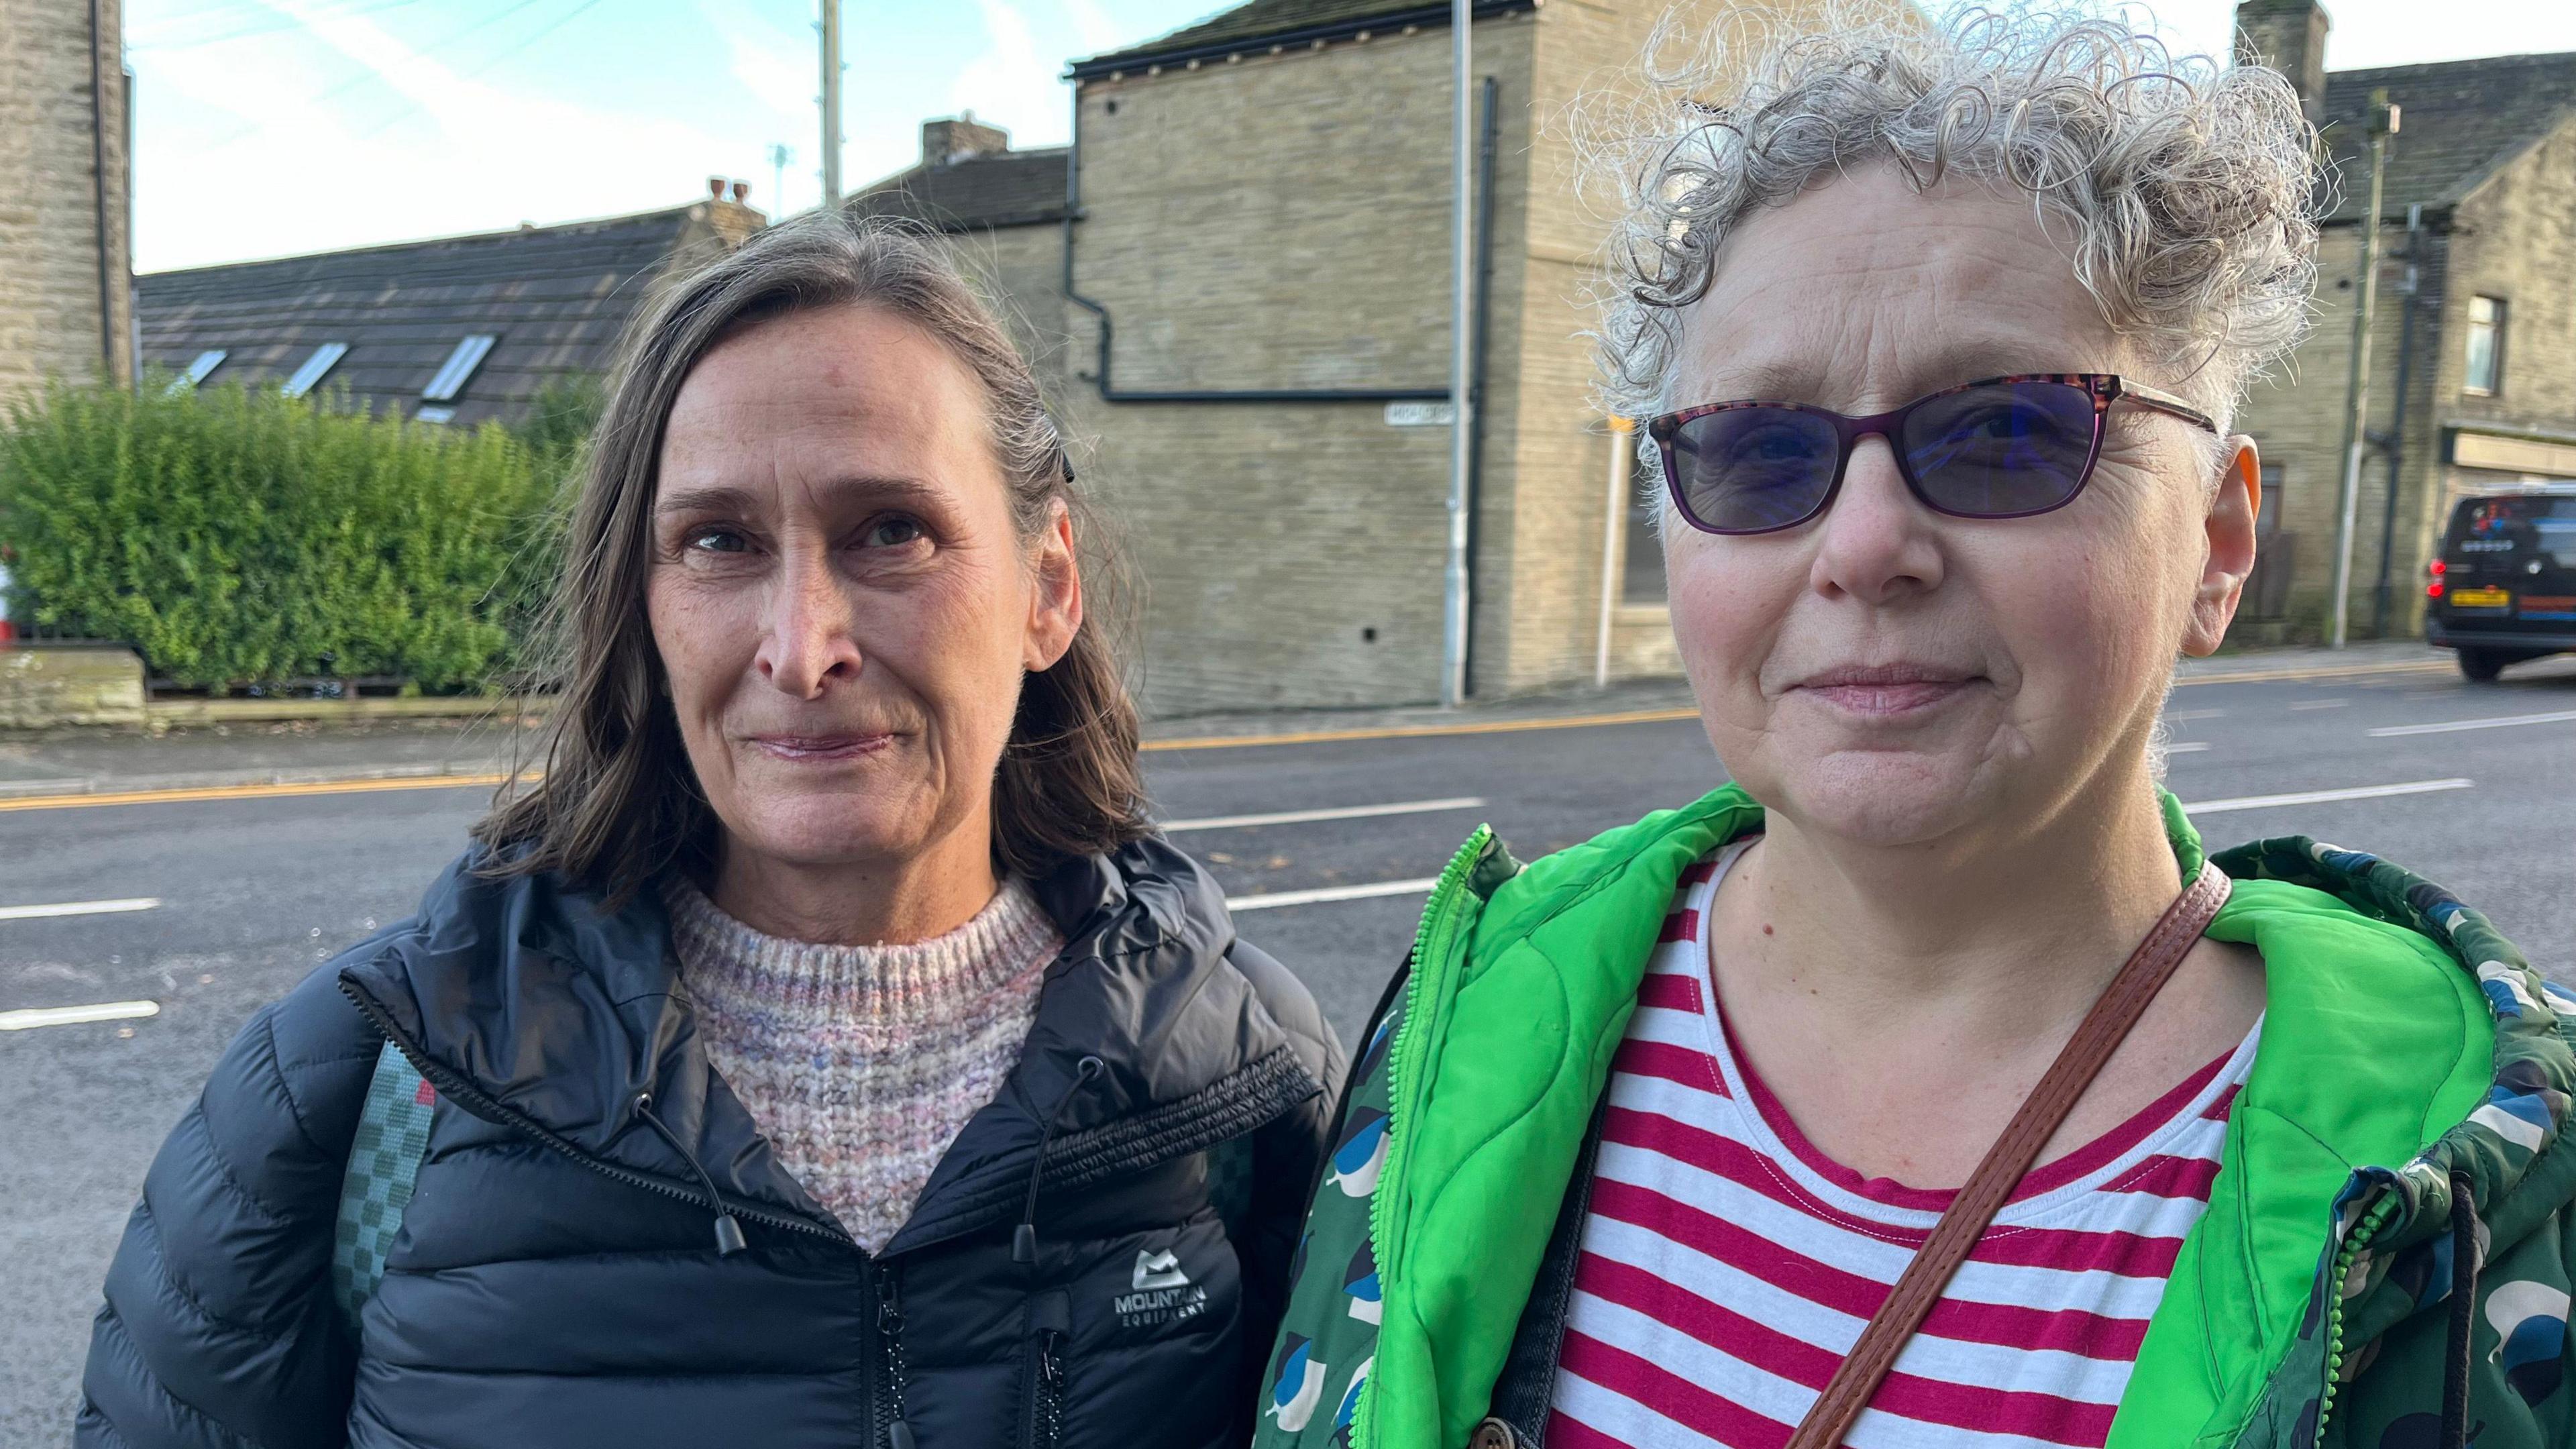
[280,342,349,399]
[422,335,496,402]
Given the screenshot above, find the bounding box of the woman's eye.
[861,517,926,549]
[686,527,749,554]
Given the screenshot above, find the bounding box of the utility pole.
[817,2,843,206]
[2328,89,2399,649]
[767,143,794,217]
[1440,0,1474,707]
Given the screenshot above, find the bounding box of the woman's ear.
[1023,498,1083,672]
[2182,436,2261,657]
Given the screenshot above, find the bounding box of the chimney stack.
[2235,0,2330,129]
[706,175,727,201]
[919,111,1010,168]
[731,180,750,203]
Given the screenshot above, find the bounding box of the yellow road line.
[0,771,519,813]
[2171,657,2452,687]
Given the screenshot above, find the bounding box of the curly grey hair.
[1587,5,2323,443]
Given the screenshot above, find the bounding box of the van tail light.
[2427,559,2447,598]
[2430,559,2447,576]
[2428,580,2445,599]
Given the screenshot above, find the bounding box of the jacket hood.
[337,835,1324,1254]
[2156,828,2576,1447]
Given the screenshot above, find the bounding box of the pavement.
[2,637,2571,1441]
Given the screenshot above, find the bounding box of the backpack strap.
[330,1039,436,1330]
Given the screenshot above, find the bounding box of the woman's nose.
[754,553,863,698]
[1809,435,1945,604]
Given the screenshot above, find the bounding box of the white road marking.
[1161,797,1484,834]
[2367,709,2576,738]
[2289,698,2351,710]
[2184,778,2474,815]
[0,896,160,922]
[2166,709,2225,722]
[1226,877,1442,912]
[2165,742,2214,754]
[0,999,160,1031]
[1227,777,2487,913]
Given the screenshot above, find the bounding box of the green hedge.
[0,378,572,692]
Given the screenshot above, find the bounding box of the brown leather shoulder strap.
[1781,861,2234,1449]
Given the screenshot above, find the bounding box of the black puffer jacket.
[78,837,1345,1449]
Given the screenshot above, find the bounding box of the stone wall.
[0,0,133,409]
[0,647,145,729]
[1061,19,1541,714]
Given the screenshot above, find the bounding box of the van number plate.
[2451,587,2512,608]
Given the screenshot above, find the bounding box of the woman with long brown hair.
[78,212,1344,1449]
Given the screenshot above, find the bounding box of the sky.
[124,0,2576,275]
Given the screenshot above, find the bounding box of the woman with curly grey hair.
[1256,11,2569,1449]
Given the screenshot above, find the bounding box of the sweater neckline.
[660,873,1062,1030]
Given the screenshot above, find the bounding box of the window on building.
[2256,462,2283,537]
[1621,466,1667,604]
[168,350,226,393]
[422,334,496,403]
[2465,296,2506,396]
[280,342,348,399]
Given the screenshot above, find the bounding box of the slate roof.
[136,200,761,428]
[2318,52,2576,223]
[845,146,1069,232]
[1071,0,1529,78]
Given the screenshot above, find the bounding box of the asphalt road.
[3,659,2571,1441]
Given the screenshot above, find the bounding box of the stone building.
[135,185,765,428]
[847,115,1071,397]
[2233,0,2576,642]
[0,0,135,408]
[859,0,1870,716]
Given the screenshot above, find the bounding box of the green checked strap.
[330,1039,435,1330]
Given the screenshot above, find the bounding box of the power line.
[347,0,612,140]
[189,0,568,152]
[313,0,551,107]
[129,0,443,51]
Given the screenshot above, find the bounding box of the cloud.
[949,0,1065,143]
[1062,0,1124,54]
[133,0,773,270]
[716,7,813,124]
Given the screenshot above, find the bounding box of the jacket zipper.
[1354,826,1493,1449]
[875,1261,915,1449]
[1022,1326,1068,1449]
[2311,1190,2400,1444]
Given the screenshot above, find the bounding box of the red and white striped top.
[1548,841,2259,1449]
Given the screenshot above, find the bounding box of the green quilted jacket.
[1256,784,2575,1449]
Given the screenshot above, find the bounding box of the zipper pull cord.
[2441,1172,2480,1449]
[1014,1056,1106,1265]
[635,1091,747,1256]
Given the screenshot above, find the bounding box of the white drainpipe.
[1596,417,1635,688]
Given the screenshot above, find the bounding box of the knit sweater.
[661,874,1063,1253]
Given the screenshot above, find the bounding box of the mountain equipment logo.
[1116,1246,1208,1328]
[1132,1248,1190,1291]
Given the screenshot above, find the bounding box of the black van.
[2426,484,2576,681]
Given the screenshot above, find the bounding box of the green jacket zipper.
[2308,1190,2400,1446]
[1353,826,1494,1449]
